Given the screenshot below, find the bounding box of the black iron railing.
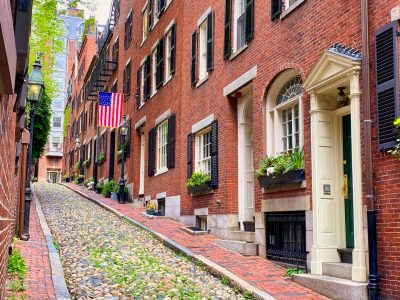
[266,212,307,268]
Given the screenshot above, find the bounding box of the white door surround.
[237,90,255,231]
[304,50,367,282]
[139,130,145,196]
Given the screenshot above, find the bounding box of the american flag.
[97,92,123,128]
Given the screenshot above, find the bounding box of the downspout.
[361,0,379,299]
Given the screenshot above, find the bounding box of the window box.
[146,208,155,215]
[258,169,305,188]
[188,182,213,196]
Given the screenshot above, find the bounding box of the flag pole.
[94,91,99,187]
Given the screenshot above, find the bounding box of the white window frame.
[140,61,145,107]
[153,0,160,26]
[142,4,149,43]
[86,140,91,160]
[53,116,62,128]
[52,136,61,149]
[156,120,168,174]
[195,127,212,176]
[233,0,246,52]
[165,29,173,82]
[151,47,157,96]
[198,20,208,82]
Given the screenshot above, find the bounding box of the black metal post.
[119,135,125,204]
[22,103,35,240]
[368,210,379,300]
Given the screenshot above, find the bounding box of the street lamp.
[118,115,128,204]
[22,59,44,241]
[75,135,83,178]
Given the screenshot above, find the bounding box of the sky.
[83,0,112,25]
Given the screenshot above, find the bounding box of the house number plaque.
[323,184,331,195]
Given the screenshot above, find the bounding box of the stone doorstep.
[292,273,368,300]
[228,230,255,243]
[322,262,352,281]
[179,227,208,235]
[140,212,168,219]
[216,239,258,256]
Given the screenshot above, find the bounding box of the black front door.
[109,131,115,180]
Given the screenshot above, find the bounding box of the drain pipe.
[361,0,379,299]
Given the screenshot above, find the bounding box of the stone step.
[322,262,352,280]
[216,239,258,256]
[293,273,368,300]
[228,231,255,242]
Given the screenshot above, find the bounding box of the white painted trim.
[126,9,132,19]
[192,114,214,133]
[280,0,306,19]
[155,109,171,125]
[196,74,209,88]
[114,35,119,43]
[164,19,175,34]
[151,39,159,51]
[112,78,118,86]
[135,116,146,129]
[194,208,208,216]
[197,7,212,26]
[140,56,147,66]
[141,1,148,13]
[125,58,131,66]
[101,128,106,135]
[223,66,257,96]
[156,192,167,199]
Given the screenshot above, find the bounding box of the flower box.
[188,182,213,196]
[77,177,84,184]
[258,169,305,188]
[146,208,155,215]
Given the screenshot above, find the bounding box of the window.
[267,74,303,155]
[154,0,160,24]
[165,28,173,80]
[112,80,118,93]
[151,48,157,95]
[52,136,61,149]
[157,120,168,172]
[123,61,131,98]
[112,38,119,62]
[89,103,93,126]
[98,132,107,160]
[140,62,145,105]
[142,5,149,42]
[53,117,62,128]
[53,100,63,109]
[124,12,133,49]
[199,21,208,81]
[86,140,91,161]
[195,128,212,175]
[234,0,246,50]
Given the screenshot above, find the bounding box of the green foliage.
[255,147,304,178]
[81,17,95,42]
[63,105,70,138]
[7,249,26,292]
[389,117,400,159]
[117,140,129,155]
[83,159,90,167]
[244,291,253,299]
[285,268,305,278]
[75,162,80,169]
[102,180,118,197]
[186,172,211,188]
[32,92,52,162]
[97,153,105,163]
[220,276,230,286]
[53,240,60,251]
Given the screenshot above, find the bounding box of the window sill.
[280,0,306,19]
[229,44,248,61]
[140,37,147,48]
[261,180,307,194]
[151,19,159,31]
[150,90,158,98]
[196,74,209,88]
[163,75,173,86]
[155,167,168,176]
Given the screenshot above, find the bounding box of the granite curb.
[62,183,275,300]
[33,185,71,300]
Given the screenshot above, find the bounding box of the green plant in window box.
[117,141,129,157]
[97,153,105,163]
[75,162,80,169]
[186,172,211,188]
[83,159,90,167]
[388,117,400,159]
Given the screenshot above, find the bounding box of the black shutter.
[126,119,131,157]
[159,0,165,15]
[149,0,153,29]
[170,23,176,74]
[271,0,282,20]
[136,68,141,108]
[156,38,165,89]
[375,21,399,150]
[207,12,214,71]
[124,19,127,48]
[223,0,232,60]
[148,127,156,177]
[145,56,151,100]
[245,0,254,42]
[191,30,198,86]
[187,133,193,179]
[167,114,176,169]
[210,120,218,189]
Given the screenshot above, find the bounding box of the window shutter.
[136,68,141,109]
[156,38,165,89]
[167,113,176,169]
[148,127,156,177]
[223,0,232,60]
[210,120,218,189]
[375,21,399,150]
[126,119,131,157]
[207,12,214,71]
[149,0,153,29]
[159,0,165,15]
[245,0,254,42]
[124,20,128,48]
[271,0,282,20]
[128,13,133,42]
[191,30,198,86]
[145,56,151,100]
[187,133,193,179]
[170,24,176,74]
[126,62,131,96]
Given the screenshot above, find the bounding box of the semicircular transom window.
[276,75,303,106]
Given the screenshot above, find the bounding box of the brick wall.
[0,93,20,297]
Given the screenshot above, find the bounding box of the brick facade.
[62,0,400,297]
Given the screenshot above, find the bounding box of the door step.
[216,239,258,256]
[338,248,353,264]
[293,273,368,300]
[228,231,255,243]
[322,262,352,280]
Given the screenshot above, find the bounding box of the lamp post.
[22,59,44,241]
[118,115,128,204]
[75,135,82,180]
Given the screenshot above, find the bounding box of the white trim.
[281,0,306,19]
[156,192,167,199]
[196,74,209,88]
[125,58,131,66]
[223,66,257,96]
[229,44,248,61]
[155,109,171,125]
[101,128,106,135]
[164,19,175,34]
[114,35,119,43]
[197,7,212,26]
[135,116,146,129]
[126,9,132,19]
[141,1,149,13]
[192,114,214,133]
[140,56,147,66]
[112,78,118,86]
[151,39,159,51]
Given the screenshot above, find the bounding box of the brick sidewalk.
[65,183,327,300]
[5,199,56,300]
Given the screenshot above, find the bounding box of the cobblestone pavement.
[35,183,246,300]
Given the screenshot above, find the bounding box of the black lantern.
[118,115,128,203]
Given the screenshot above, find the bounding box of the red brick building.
[63,0,400,298]
[0,0,33,297]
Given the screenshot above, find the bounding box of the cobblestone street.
[35,183,246,300]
